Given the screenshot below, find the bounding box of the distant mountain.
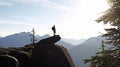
[0,32,36,47]
[41,34,51,39]
[0,37,3,40]
[0,32,112,67]
[56,40,74,50]
[0,32,74,50]
[61,38,86,45]
[69,36,105,67]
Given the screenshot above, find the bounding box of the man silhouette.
[52,25,56,36]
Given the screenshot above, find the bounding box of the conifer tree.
[84,40,114,67]
[96,0,120,47]
[96,0,120,66]
[30,28,37,45]
[84,0,120,67]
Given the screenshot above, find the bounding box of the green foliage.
[103,28,120,46]
[96,0,120,44]
[84,0,120,67]
[83,42,120,67]
[96,0,120,27]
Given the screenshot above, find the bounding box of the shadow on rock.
[30,35,75,67]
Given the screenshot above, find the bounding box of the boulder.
[0,55,19,67]
[30,35,75,67]
[9,50,31,67]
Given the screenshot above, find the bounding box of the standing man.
[52,25,56,36]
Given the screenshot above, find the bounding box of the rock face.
[0,55,19,67]
[9,51,31,67]
[30,35,75,67]
[0,35,75,67]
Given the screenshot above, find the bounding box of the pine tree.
[30,28,37,45]
[96,0,120,47]
[97,0,120,66]
[83,40,115,67]
[83,0,120,67]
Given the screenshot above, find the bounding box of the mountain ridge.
[0,32,74,50]
[61,38,86,45]
[0,32,109,67]
[69,36,105,67]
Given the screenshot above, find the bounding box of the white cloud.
[11,0,48,4]
[0,18,54,37]
[0,0,110,39]
[0,1,13,6]
[0,19,38,26]
[10,0,71,12]
[44,0,110,39]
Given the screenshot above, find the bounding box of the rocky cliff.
[30,35,75,67]
[0,35,75,67]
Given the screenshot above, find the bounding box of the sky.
[0,0,110,39]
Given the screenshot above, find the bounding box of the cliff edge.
[30,35,75,67]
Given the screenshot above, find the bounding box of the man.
[52,25,56,36]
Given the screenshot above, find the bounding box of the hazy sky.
[0,0,110,39]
